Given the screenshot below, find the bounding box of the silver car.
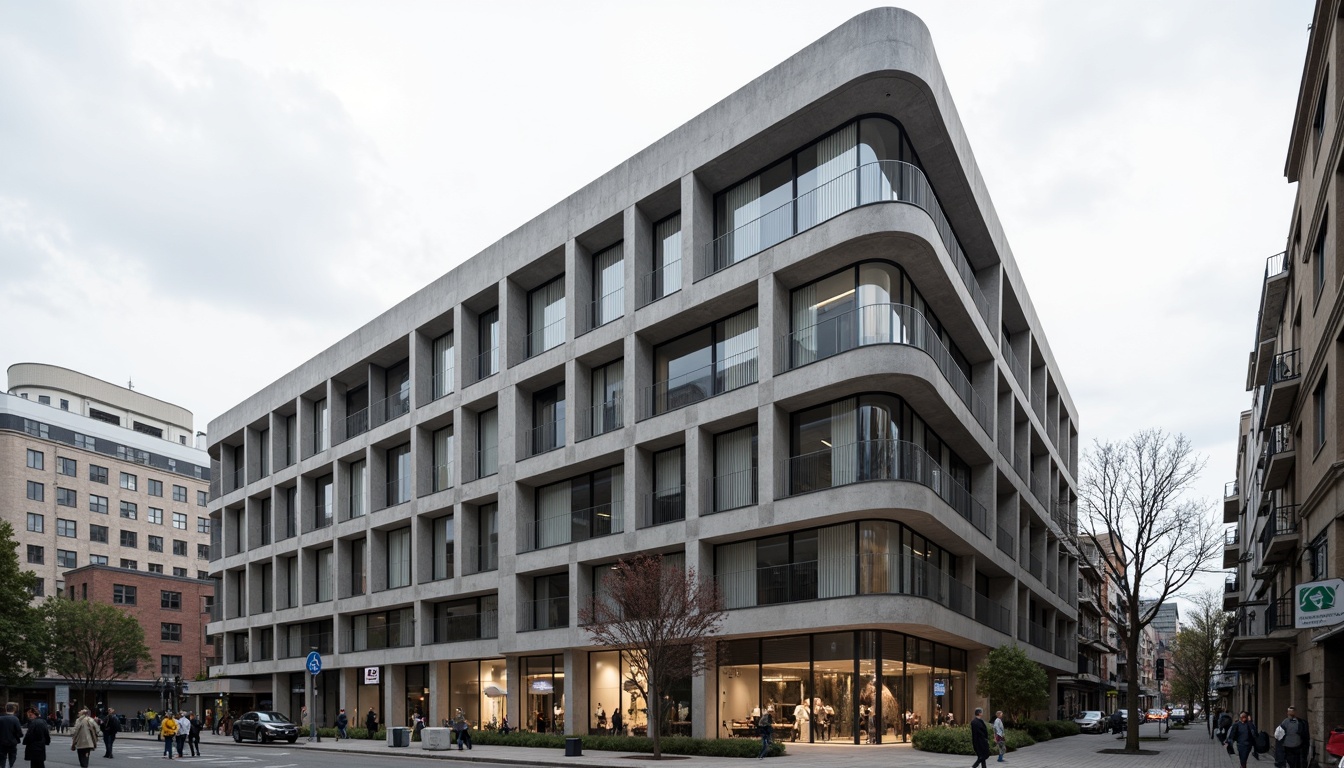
[1073,710,1105,734]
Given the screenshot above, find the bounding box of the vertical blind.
[433,332,455,397]
[714,426,756,511]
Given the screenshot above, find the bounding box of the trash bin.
[564,737,582,757]
[388,727,411,748]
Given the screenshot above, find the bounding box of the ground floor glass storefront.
[448,658,508,730]
[587,650,691,737]
[718,631,966,744]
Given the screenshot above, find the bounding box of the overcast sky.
[0,2,1315,596]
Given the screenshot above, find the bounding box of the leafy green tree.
[0,520,46,700]
[42,596,152,708]
[975,644,1048,722]
[1168,590,1228,735]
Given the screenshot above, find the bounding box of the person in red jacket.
[1325,724,1344,759]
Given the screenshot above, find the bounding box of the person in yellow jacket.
[159,715,178,759]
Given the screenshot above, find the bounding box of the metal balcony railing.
[641,346,758,419]
[522,501,624,552]
[777,438,988,535]
[1225,573,1239,593]
[640,487,685,528]
[464,543,498,575]
[1258,504,1299,552]
[526,317,566,359]
[708,467,757,514]
[343,623,415,653]
[471,347,499,384]
[637,259,682,307]
[698,160,991,326]
[576,397,623,441]
[996,524,1015,557]
[1001,336,1028,389]
[519,596,570,632]
[432,461,454,494]
[975,593,1012,635]
[1225,480,1239,498]
[778,302,991,433]
[1225,527,1240,546]
[426,610,499,644]
[525,418,565,458]
[1269,348,1301,386]
[432,366,455,401]
[1267,595,1293,633]
[279,632,333,659]
[580,287,624,333]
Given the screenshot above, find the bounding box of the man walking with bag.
[101,708,120,758]
[0,703,23,768]
[1226,711,1258,768]
[1277,707,1310,768]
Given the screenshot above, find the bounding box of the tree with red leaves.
[579,553,725,758]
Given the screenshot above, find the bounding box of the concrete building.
[2,363,213,716]
[204,8,1082,742]
[1058,540,1119,716]
[61,565,215,718]
[1222,0,1344,751]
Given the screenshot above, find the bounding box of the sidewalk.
[118,723,1230,768]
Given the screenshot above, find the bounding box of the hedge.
[297,726,387,740]
[467,731,786,758]
[912,725,1035,754]
[1016,719,1079,741]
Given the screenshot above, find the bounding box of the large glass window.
[313,398,329,453]
[591,243,624,328]
[528,277,566,357]
[350,608,414,651]
[315,548,333,603]
[647,447,685,526]
[350,537,366,596]
[349,459,367,519]
[385,360,410,422]
[433,596,498,643]
[583,360,623,440]
[345,386,370,437]
[524,655,565,733]
[713,425,758,512]
[651,307,758,415]
[531,466,624,550]
[449,659,508,732]
[432,516,455,581]
[644,214,682,305]
[477,408,499,479]
[433,331,455,399]
[433,426,454,492]
[474,503,499,573]
[386,527,411,589]
[478,308,500,380]
[528,575,569,632]
[315,475,334,528]
[386,444,411,506]
[530,383,566,456]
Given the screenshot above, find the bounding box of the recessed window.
[89,554,108,565]
[89,465,108,484]
[56,488,76,508]
[528,276,566,357]
[57,457,76,476]
[197,490,208,507]
[1309,531,1328,580]
[147,563,164,574]
[160,655,182,676]
[1315,372,1329,451]
[56,519,76,538]
[161,623,182,642]
[173,540,187,556]
[120,559,138,570]
[120,530,137,548]
[74,434,94,451]
[89,495,109,515]
[112,584,137,605]
[26,513,43,533]
[172,512,187,530]
[57,550,76,568]
[26,545,44,565]
[119,472,137,491]
[197,544,210,560]
[26,449,44,470]
[148,535,164,553]
[172,567,187,577]
[1315,73,1329,148]
[161,590,182,610]
[26,481,44,502]
[173,485,188,503]
[148,508,163,525]
[120,501,137,520]
[197,517,211,534]
[90,524,109,543]
[1315,211,1329,301]
[148,479,163,497]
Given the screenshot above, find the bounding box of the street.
[21,722,1241,768]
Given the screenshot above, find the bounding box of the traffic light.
[1155,658,1165,681]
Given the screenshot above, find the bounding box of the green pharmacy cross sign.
[1295,579,1344,629]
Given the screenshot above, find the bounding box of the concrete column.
[683,173,712,286]
[565,649,588,736]
[429,660,449,728]
[627,205,648,315]
[385,664,406,730]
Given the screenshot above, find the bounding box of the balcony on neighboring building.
[1266,594,1295,638]
[1258,504,1299,565]
[1223,526,1241,569]
[1261,348,1301,427]
[1223,573,1239,611]
[1261,424,1295,490]
[1226,601,1294,663]
[1251,252,1290,385]
[1224,480,1240,523]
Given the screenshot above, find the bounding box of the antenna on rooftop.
[128,378,135,391]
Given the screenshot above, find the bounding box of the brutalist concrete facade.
[206,8,1081,742]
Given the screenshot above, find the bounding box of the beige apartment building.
[2,363,214,714]
[1223,0,1344,753]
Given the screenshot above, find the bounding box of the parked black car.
[232,711,299,744]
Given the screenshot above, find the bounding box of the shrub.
[465,731,785,758]
[1044,720,1080,738]
[912,725,1035,755]
[298,726,382,740]
[1018,720,1053,741]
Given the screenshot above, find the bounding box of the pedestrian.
[188,713,201,757]
[1277,706,1310,768]
[23,709,49,768]
[335,708,348,741]
[174,713,189,758]
[757,705,774,760]
[971,708,991,768]
[159,711,178,759]
[0,703,22,768]
[203,710,212,735]
[791,700,809,742]
[611,709,623,736]
[1226,710,1258,768]
[70,708,100,768]
[595,703,606,734]
[365,708,378,740]
[993,710,1007,762]
[499,717,512,736]
[1219,709,1235,742]
[452,709,472,751]
[102,708,120,758]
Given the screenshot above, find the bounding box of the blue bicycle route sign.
[306,651,323,675]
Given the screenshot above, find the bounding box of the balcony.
[1261,349,1301,427]
[780,302,992,433]
[1028,554,1043,581]
[425,610,499,645]
[580,287,624,334]
[1258,504,1299,565]
[1027,620,1053,652]
[1262,424,1295,490]
[464,543,498,575]
[996,524,1015,558]
[524,417,565,458]
[717,551,974,621]
[707,467,757,514]
[1224,480,1240,523]
[1223,526,1241,569]
[1223,573,1239,611]
[778,438,989,536]
[1078,584,1101,613]
[1001,336,1028,390]
[699,160,991,326]
[231,467,245,493]
[641,487,685,528]
[379,476,411,509]
[975,593,1012,635]
[278,632,333,659]
[1226,603,1294,661]
[637,258,681,307]
[470,346,499,384]
[1252,252,1291,382]
[431,366,455,401]
[641,346,758,419]
[519,596,570,632]
[1266,595,1294,637]
[526,317,566,359]
[343,623,415,653]
[522,501,625,552]
[576,397,623,441]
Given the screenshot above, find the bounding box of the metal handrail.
[1258,504,1299,552]
[426,610,499,644]
[432,367,455,400]
[707,467,758,514]
[778,438,989,536]
[576,396,623,441]
[526,317,566,358]
[1268,348,1301,386]
[1001,336,1028,389]
[1225,527,1240,546]
[471,347,499,383]
[525,418,565,458]
[464,543,498,575]
[640,487,686,528]
[637,259,682,307]
[996,524,1015,557]
[580,287,625,333]
[432,461,454,494]
[778,302,991,433]
[519,596,570,632]
[698,160,991,325]
[1225,480,1239,498]
[641,346,758,419]
[522,500,624,552]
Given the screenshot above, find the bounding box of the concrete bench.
[421,727,453,750]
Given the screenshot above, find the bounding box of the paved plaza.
[115,722,1230,768]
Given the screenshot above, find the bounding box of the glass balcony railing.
[700,160,990,325]
[778,438,989,535]
[996,524,1015,557]
[779,302,991,433]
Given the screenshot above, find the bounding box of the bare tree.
[1168,591,1229,736]
[1079,430,1220,752]
[578,553,725,758]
